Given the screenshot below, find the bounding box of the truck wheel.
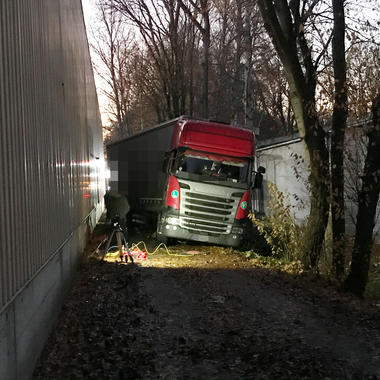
[157,234,173,246]
[157,234,167,244]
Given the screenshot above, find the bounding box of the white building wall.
[257,139,310,224]
[257,134,380,240]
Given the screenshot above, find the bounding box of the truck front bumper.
[157,214,250,248]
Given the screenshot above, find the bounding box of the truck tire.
[157,234,174,246]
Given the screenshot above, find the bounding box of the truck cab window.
[174,151,249,187]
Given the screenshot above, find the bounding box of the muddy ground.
[34,236,380,379]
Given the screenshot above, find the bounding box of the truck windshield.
[173,150,250,187]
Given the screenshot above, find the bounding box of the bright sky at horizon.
[81,0,112,127]
[82,0,98,26]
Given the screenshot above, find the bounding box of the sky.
[82,0,98,27]
[81,0,111,126]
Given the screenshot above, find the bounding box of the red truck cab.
[157,118,258,248]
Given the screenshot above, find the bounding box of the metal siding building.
[0,1,105,378]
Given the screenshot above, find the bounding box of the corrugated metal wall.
[0,0,104,311]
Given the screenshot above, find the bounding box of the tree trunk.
[257,0,331,267]
[202,30,210,118]
[177,0,210,118]
[343,94,380,296]
[302,112,330,268]
[331,0,347,279]
[200,0,210,119]
[288,82,330,267]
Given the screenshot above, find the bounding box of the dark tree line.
[93,0,293,138]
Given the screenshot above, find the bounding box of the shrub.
[249,182,305,261]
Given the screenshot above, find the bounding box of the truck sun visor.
[171,120,255,157]
[184,150,246,165]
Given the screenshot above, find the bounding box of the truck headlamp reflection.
[167,217,180,225]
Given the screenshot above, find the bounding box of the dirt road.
[34,245,380,379]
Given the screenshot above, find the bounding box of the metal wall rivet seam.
[0,0,7,307]
[18,0,29,283]
[2,0,18,300]
[13,0,27,288]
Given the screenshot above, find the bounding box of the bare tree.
[94,0,296,135]
[211,0,249,124]
[91,1,137,135]
[209,0,293,134]
[347,44,380,118]
[257,0,331,267]
[109,0,196,120]
[343,94,380,296]
[177,0,211,118]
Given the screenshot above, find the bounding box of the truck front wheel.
[157,234,175,246]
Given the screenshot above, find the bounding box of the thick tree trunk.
[257,0,330,268]
[303,113,330,268]
[331,0,347,279]
[343,95,380,296]
[288,81,330,267]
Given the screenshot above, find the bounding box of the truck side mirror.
[253,166,265,189]
[257,166,266,174]
[253,173,263,189]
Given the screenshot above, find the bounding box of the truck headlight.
[231,226,244,234]
[167,217,180,225]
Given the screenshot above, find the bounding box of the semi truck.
[106,117,264,248]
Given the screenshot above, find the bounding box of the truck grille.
[180,191,238,235]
